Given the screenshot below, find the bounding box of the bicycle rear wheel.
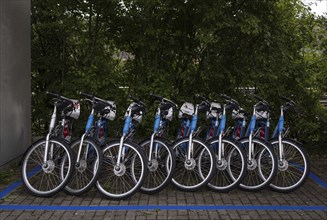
[139,137,176,194]
[206,137,247,192]
[171,137,216,192]
[96,140,147,200]
[21,137,74,197]
[61,137,103,196]
[239,137,277,191]
[269,138,310,192]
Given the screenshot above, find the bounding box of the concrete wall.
[0,0,31,166]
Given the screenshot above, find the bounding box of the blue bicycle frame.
[94,118,108,145]
[232,117,246,140]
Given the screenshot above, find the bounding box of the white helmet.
[232,108,245,119]
[256,110,268,119]
[162,107,173,121]
[65,100,80,119]
[178,102,194,118]
[125,102,143,123]
[206,102,221,119]
[99,101,116,121]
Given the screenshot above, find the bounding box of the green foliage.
[31,0,326,152]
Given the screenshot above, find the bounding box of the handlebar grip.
[281,96,294,103]
[46,91,60,98]
[149,93,163,101]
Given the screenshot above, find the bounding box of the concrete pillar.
[0,0,31,166]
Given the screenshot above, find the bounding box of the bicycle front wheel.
[206,137,247,192]
[21,137,74,197]
[239,137,277,191]
[96,140,147,200]
[269,138,310,192]
[171,137,216,192]
[62,137,103,196]
[139,137,176,194]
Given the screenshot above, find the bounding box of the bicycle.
[228,107,247,140]
[171,95,216,191]
[21,92,76,197]
[204,94,247,192]
[237,94,278,191]
[138,94,177,194]
[61,92,114,195]
[251,95,310,192]
[96,95,148,200]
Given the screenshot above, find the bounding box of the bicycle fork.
[76,109,94,163]
[278,107,285,162]
[116,111,133,166]
[43,106,57,164]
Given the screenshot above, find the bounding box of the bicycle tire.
[269,138,310,192]
[21,137,74,197]
[96,140,147,200]
[171,137,216,192]
[61,137,103,196]
[238,137,277,191]
[206,136,247,192]
[138,137,176,194]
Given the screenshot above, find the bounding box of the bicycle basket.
[256,110,268,119]
[178,102,194,118]
[162,107,173,121]
[65,100,80,119]
[206,102,221,119]
[99,101,116,121]
[125,102,143,123]
[232,108,246,119]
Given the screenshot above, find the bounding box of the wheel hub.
[247,159,258,170]
[76,160,87,173]
[278,159,289,171]
[185,158,196,170]
[148,159,159,172]
[114,164,126,176]
[42,160,55,173]
[217,158,228,170]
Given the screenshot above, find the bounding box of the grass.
[0,161,21,186]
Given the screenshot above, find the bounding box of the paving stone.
[0,157,326,220]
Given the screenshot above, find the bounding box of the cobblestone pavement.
[0,156,326,220]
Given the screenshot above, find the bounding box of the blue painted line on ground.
[0,167,326,212]
[0,180,23,200]
[309,172,327,189]
[0,204,326,211]
[0,165,41,200]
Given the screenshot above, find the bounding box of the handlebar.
[150,93,178,109]
[195,94,211,105]
[80,92,114,108]
[46,91,74,103]
[129,94,146,108]
[80,91,94,100]
[219,94,240,108]
[220,94,232,101]
[282,96,295,105]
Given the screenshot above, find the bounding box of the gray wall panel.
[0,0,31,166]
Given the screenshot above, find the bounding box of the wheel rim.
[172,139,214,190]
[61,140,100,193]
[240,139,275,189]
[22,140,72,195]
[140,140,173,192]
[207,140,246,190]
[96,142,145,198]
[270,140,308,190]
